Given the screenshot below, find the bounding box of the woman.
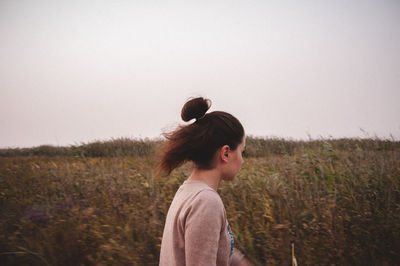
[158,97,251,266]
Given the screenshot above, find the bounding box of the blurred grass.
[0,138,163,158]
[0,137,399,265]
[1,136,398,157]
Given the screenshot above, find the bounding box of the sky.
[1,0,399,148]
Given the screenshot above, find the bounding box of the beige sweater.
[159,180,244,266]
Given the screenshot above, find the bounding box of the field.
[1,137,399,265]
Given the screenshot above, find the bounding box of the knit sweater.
[159,180,244,266]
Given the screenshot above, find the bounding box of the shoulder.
[184,188,227,229]
[184,188,226,225]
[192,188,225,210]
[180,181,225,211]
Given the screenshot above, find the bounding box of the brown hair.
[157,97,244,176]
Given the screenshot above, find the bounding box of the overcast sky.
[1,0,399,148]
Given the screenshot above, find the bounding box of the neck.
[188,167,221,191]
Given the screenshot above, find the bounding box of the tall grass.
[0,138,399,265]
[1,136,398,158]
[0,138,163,158]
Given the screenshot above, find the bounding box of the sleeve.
[184,190,225,266]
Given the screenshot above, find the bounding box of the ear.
[219,145,230,163]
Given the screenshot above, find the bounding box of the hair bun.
[181,97,211,122]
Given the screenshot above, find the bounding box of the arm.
[230,248,252,266]
[184,191,225,266]
[237,258,252,266]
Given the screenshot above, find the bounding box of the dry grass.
[0,138,399,265]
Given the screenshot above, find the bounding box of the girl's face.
[222,136,246,181]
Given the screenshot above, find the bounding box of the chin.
[222,174,235,181]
